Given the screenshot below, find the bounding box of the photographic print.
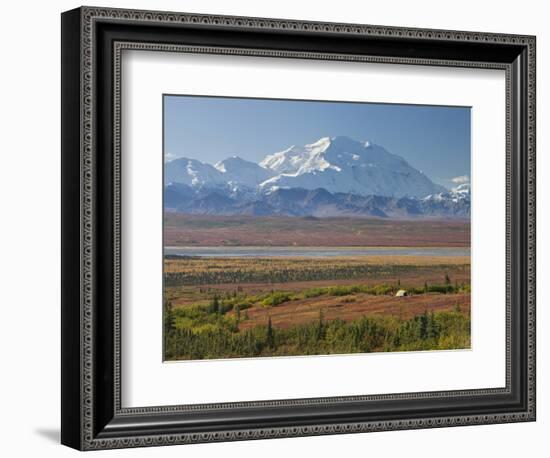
[163,95,471,361]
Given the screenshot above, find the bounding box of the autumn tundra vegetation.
[163,254,471,360]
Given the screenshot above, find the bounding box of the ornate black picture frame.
[61,6,536,450]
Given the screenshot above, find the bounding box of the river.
[164,246,470,258]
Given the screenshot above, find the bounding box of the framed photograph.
[61,6,536,450]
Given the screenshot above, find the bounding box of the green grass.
[163,287,471,361]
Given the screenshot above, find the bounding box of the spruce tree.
[419,311,428,340]
[235,304,241,323]
[164,300,175,334]
[444,274,451,293]
[266,317,274,349]
[209,295,220,314]
[317,309,325,341]
[427,311,439,339]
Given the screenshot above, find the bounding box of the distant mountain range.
[165,136,470,219]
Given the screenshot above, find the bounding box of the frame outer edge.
[81,5,535,43]
[80,6,96,451]
[61,7,85,451]
[526,36,536,421]
[70,6,536,450]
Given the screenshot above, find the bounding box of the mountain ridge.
[164,183,470,219]
[164,136,468,219]
[166,136,447,197]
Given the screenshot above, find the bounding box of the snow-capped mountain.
[166,136,445,198]
[214,156,275,188]
[164,158,226,188]
[259,136,445,198]
[259,145,311,174]
[453,183,471,198]
[164,136,468,219]
[165,156,273,192]
[423,183,470,204]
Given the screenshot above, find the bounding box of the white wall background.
[0,0,545,456]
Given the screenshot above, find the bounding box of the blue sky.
[164,95,470,187]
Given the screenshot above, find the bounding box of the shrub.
[262,291,292,307]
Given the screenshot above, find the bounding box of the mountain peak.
[305,136,332,148]
[210,156,275,188]
[259,136,446,198]
[303,136,365,152]
[214,155,249,172]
